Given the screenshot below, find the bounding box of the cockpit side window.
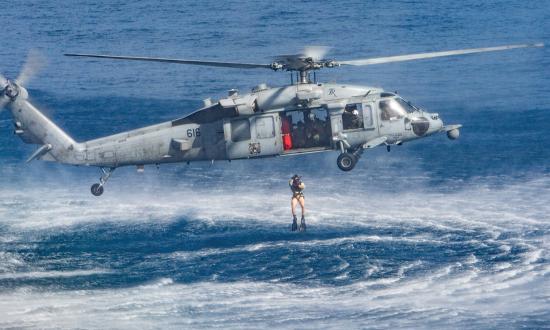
[395,97,416,113]
[379,98,413,121]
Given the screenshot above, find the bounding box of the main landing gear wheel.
[90,167,115,197]
[91,183,104,196]
[337,152,357,171]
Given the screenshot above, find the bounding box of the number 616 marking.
[187,128,200,138]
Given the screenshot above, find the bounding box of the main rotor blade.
[64,53,272,69]
[339,43,544,66]
[302,46,331,61]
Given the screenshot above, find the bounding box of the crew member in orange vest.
[281,115,293,150]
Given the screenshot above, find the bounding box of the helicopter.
[0,43,543,196]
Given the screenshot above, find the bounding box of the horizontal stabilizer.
[26,144,52,163]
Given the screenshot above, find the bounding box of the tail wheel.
[337,153,357,171]
[91,183,104,196]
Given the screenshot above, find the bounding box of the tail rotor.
[1,50,45,111]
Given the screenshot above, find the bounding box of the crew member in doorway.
[289,174,306,231]
[281,115,293,150]
[343,104,362,130]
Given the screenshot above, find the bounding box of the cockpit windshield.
[379,97,416,120]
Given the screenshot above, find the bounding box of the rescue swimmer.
[289,174,306,232]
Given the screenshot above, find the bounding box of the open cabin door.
[223,114,282,159]
[281,108,332,154]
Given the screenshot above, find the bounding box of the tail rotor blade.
[16,49,46,86]
[0,74,9,111]
[0,73,7,87]
[0,98,8,112]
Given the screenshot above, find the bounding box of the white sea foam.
[0,258,547,330]
[0,175,548,328]
[0,251,25,272]
[0,174,548,235]
[0,269,111,280]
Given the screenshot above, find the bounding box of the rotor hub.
[270,55,338,72]
[3,81,19,100]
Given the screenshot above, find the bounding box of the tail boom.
[2,83,83,164]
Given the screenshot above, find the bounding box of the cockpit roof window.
[380,92,395,98]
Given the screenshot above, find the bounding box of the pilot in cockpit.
[380,101,392,121]
[380,97,415,121]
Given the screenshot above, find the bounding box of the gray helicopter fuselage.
[42,82,445,168]
[5,41,545,195]
[5,41,541,195]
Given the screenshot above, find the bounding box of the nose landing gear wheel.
[337,152,357,171]
[91,183,104,196]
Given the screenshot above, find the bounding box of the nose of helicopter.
[428,113,444,133]
[410,112,443,137]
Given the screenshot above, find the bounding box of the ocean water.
[1,0,549,328]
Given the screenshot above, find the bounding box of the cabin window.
[255,117,275,139]
[231,119,251,142]
[343,103,364,130]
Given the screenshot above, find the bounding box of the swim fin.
[299,216,306,232]
[291,216,298,231]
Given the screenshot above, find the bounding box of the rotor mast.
[298,70,309,84]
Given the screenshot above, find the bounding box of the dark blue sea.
[1,1,549,328]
